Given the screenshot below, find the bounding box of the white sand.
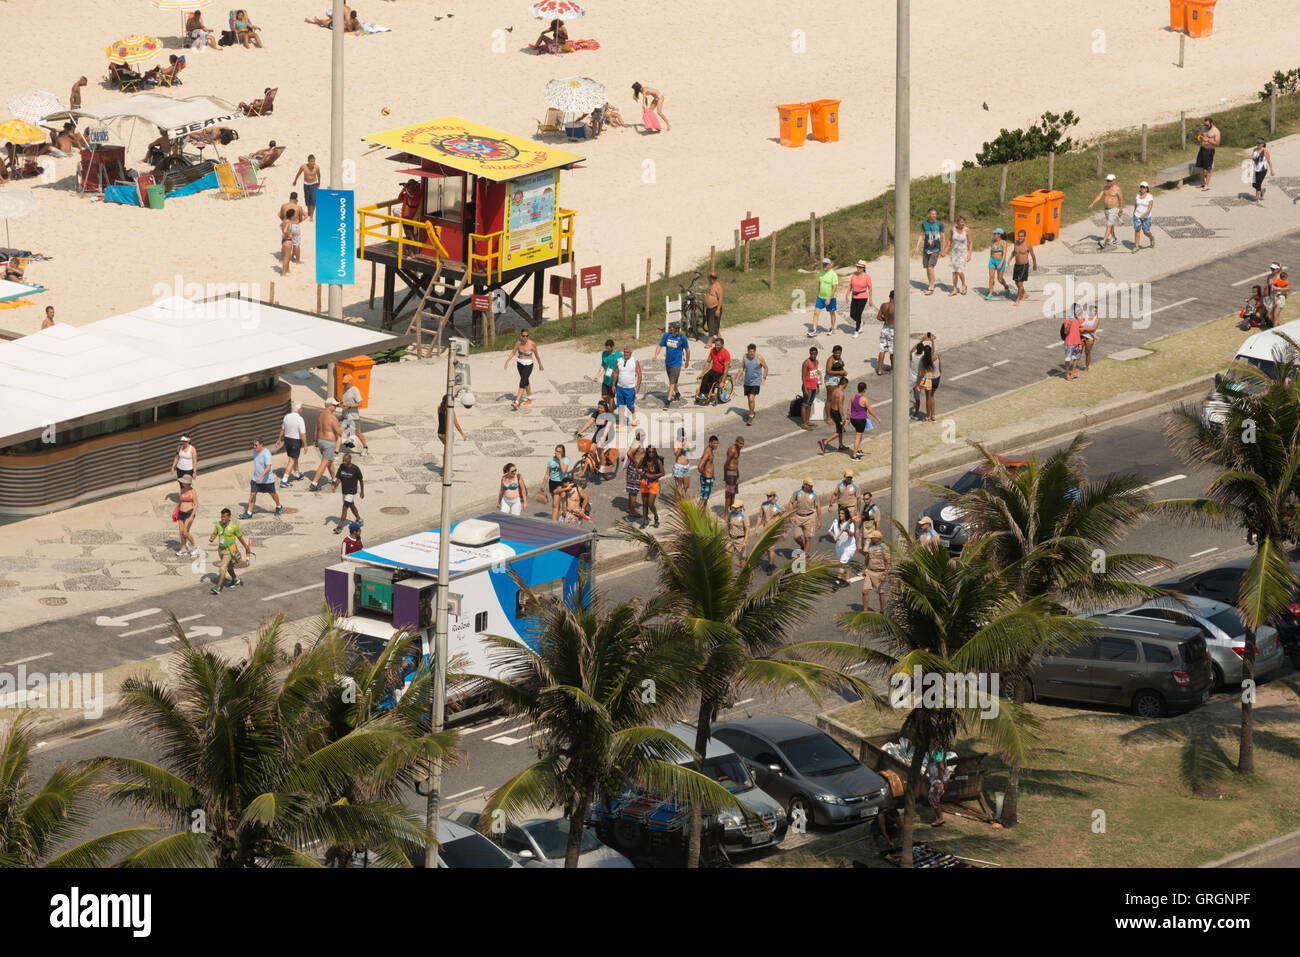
[0,0,1291,335]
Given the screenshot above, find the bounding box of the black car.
[918,454,1029,554]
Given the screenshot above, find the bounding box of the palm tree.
[0,711,160,867]
[474,576,748,868]
[95,615,455,867]
[941,437,1167,825]
[1162,357,1300,775]
[839,536,1090,866]
[624,497,868,868]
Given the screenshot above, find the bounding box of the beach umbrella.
[105,35,164,65]
[152,0,211,38]
[7,92,63,126]
[544,76,606,114]
[0,191,40,254]
[0,119,48,146]
[531,1,587,21]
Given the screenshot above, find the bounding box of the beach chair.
[245,87,277,117]
[157,57,187,87]
[536,109,567,135]
[233,160,265,196]
[108,63,143,94]
[214,161,244,199]
[251,144,285,171]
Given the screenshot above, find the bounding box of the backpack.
[219,30,236,46]
[789,395,803,419]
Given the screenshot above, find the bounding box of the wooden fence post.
[999,164,1008,205]
[710,245,716,274]
[585,285,594,325]
[1180,111,1186,150]
[368,262,376,309]
[733,228,741,268]
[818,218,825,263]
[948,178,956,221]
[1178,32,1185,69]
[809,212,816,254]
[1141,124,1148,164]
[1096,141,1103,178]
[570,257,577,327]
[744,210,752,273]
[769,233,776,289]
[645,258,651,327]
[1271,87,1278,135]
[317,284,322,314]
[620,282,627,326]
[664,236,672,279]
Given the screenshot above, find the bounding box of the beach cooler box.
[1010,192,1047,246]
[1186,0,1216,37]
[1168,0,1187,30]
[335,355,375,408]
[809,99,841,142]
[1034,188,1065,241]
[777,103,811,147]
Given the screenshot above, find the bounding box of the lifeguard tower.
[358,117,584,351]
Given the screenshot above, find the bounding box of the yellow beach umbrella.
[0,120,49,146]
[105,35,164,65]
[151,0,209,7]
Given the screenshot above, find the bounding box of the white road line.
[991,359,1010,367]
[848,575,864,583]
[122,614,203,638]
[1232,271,1272,287]
[486,723,533,743]
[1188,547,1220,558]
[1144,296,1198,317]
[732,698,755,707]
[445,786,485,802]
[947,365,989,382]
[489,731,541,746]
[261,583,324,602]
[3,652,52,666]
[1045,340,1064,349]
[747,428,809,452]
[1138,473,1187,492]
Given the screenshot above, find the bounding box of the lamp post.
[327,1,345,396]
[890,0,911,541]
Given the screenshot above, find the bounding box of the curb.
[1200,827,1300,868]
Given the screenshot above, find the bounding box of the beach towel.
[166,169,219,198]
[566,38,599,51]
[0,300,36,310]
[104,183,142,206]
[352,21,391,35]
[642,108,662,131]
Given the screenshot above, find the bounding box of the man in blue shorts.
[810,257,839,337]
[653,321,691,405]
[595,338,618,403]
[614,345,642,428]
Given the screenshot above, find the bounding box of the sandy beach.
[0,0,1295,335]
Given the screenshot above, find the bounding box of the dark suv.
[920,454,1029,554]
[1024,615,1213,718]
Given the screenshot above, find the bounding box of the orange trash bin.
[1010,193,1047,246]
[335,355,376,409]
[1035,188,1065,241]
[809,99,841,142]
[777,103,811,147]
[1168,0,1187,31]
[1186,0,1216,37]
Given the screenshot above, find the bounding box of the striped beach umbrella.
[531,1,587,21]
[151,0,210,8]
[105,35,164,65]
[544,76,606,114]
[7,91,64,126]
[0,119,49,146]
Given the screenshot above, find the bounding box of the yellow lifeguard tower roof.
[363,117,585,183]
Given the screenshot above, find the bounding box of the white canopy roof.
[0,297,397,447]
[51,93,243,138]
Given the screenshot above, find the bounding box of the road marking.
[445,786,485,802]
[748,428,811,452]
[462,716,509,735]
[1045,340,1064,349]
[947,365,989,382]
[1144,296,1198,317]
[733,698,755,707]
[991,359,1010,367]
[3,652,52,666]
[486,723,533,743]
[122,614,203,637]
[848,575,864,583]
[1189,547,1220,558]
[261,583,323,602]
[489,730,541,746]
[95,608,162,628]
[156,623,224,645]
[1232,271,1272,287]
[1138,473,1187,492]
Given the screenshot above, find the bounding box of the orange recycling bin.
[1168,0,1187,31]
[1010,193,1047,246]
[809,99,841,142]
[1186,0,1216,37]
[335,355,376,409]
[777,103,811,148]
[1034,188,1065,241]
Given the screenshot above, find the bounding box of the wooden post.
[645,258,651,326]
[769,233,776,289]
[1048,151,1055,190]
[368,262,376,309]
[664,236,672,279]
[818,218,825,263]
[620,282,627,326]
[317,284,322,314]
[569,257,577,323]
[947,178,956,222]
[809,212,816,254]
[1271,87,1277,135]
[555,285,564,327]
[733,228,741,267]
[1180,111,1186,150]
[585,285,594,325]
[743,210,752,273]
[1096,141,1103,178]
[269,281,275,304]
[999,164,1008,205]
[710,245,716,274]
[1141,124,1148,164]
[1178,32,1185,69]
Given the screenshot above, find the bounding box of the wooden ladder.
[404,264,470,358]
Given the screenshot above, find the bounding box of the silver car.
[450,801,633,868]
[1106,595,1285,690]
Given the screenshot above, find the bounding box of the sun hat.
[732,499,745,510]
[1139,181,1149,188]
[1105,173,1116,181]
[325,397,339,405]
[843,469,854,478]
[766,488,777,496]
[179,435,191,442]
[868,529,883,541]
[1271,262,1281,270]
[856,259,868,268]
[803,477,814,486]
[179,474,192,485]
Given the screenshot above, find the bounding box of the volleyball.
[381,107,390,116]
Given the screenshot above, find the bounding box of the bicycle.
[679,272,702,339]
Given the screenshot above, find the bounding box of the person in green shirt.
[809,257,838,337]
[208,507,251,594]
[594,337,618,403]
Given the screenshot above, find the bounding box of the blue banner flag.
[316,188,355,285]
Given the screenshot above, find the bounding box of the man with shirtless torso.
[1196,118,1221,191]
[1088,174,1124,249]
[293,154,321,220]
[723,437,743,513]
[279,192,307,225]
[1010,230,1037,307]
[69,76,87,110]
[309,399,344,490]
[698,435,718,506]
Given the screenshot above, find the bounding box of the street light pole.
[890,0,911,543]
[424,346,455,868]
[327,1,345,395]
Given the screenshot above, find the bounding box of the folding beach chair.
[108,62,143,94]
[233,160,265,196]
[157,57,187,87]
[245,87,277,117]
[252,144,285,171]
[214,161,244,199]
[535,108,567,135]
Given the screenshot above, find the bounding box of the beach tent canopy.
[48,93,242,138]
[362,116,584,183]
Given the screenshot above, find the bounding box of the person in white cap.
[1132,182,1155,253]
[276,400,307,487]
[848,259,873,337]
[1087,174,1124,249]
[810,257,839,337]
[309,398,343,490]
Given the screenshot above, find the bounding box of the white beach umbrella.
[531,1,587,21]
[0,191,41,253]
[152,0,211,38]
[544,76,606,114]
[8,91,64,125]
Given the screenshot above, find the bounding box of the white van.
[1202,319,1300,427]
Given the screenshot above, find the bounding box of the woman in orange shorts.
[639,446,665,528]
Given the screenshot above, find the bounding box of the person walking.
[723,437,744,513]
[927,335,942,415]
[332,452,364,534]
[556,477,590,526]
[1010,230,1037,306]
[788,479,821,557]
[809,258,838,337]
[242,438,283,518]
[624,437,645,522]
[172,434,197,491]
[543,445,569,520]
[437,392,467,456]
[498,462,527,515]
[698,435,719,506]
[339,374,368,454]
[174,475,199,557]
[614,345,642,427]
[908,341,925,420]
[916,514,940,546]
[858,489,881,558]
[292,153,321,221]
[653,323,690,405]
[947,215,971,296]
[848,260,873,338]
[740,343,768,426]
[1088,174,1124,249]
[799,347,820,431]
[594,338,619,404]
[1251,138,1274,202]
[828,506,857,588]
[1079,304,1099,372]
[918,345,937,422]
[208,508,251,595]
[639,446,665,528]
[986,230,1011,299]
[1195,117,1220,191]
[309,398,343,490]
[725,499,749,569]
[504,329,543,410]
[1131,182,1155,253]
[1062,307,1084,381]
[876,291,895,374]
[848,382,880,461]
[829,470,861,526]
[704,271,724,342]
[340,521,364,559]
[821,342,846,425]
[276,401,307,487]
[915,207,945,296]
[754,488,783,573]
[861,530,890,613]
[671,428,693,497]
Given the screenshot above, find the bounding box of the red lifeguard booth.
[358,117,584,349]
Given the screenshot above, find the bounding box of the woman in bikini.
[498,462,527,516]
[631,82,670,131]
[503,330,543,410]
[280,211,296,275]
[639,446,665,528]
[986,228,1010,300]
[672,427,692,497]
[175,476,199,557]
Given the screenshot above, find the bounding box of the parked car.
[449,801,632,868]
[919,453,1029,554]
[712,715,890,827]
[1024,615,1213,718]
[1105,595,1285,690]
